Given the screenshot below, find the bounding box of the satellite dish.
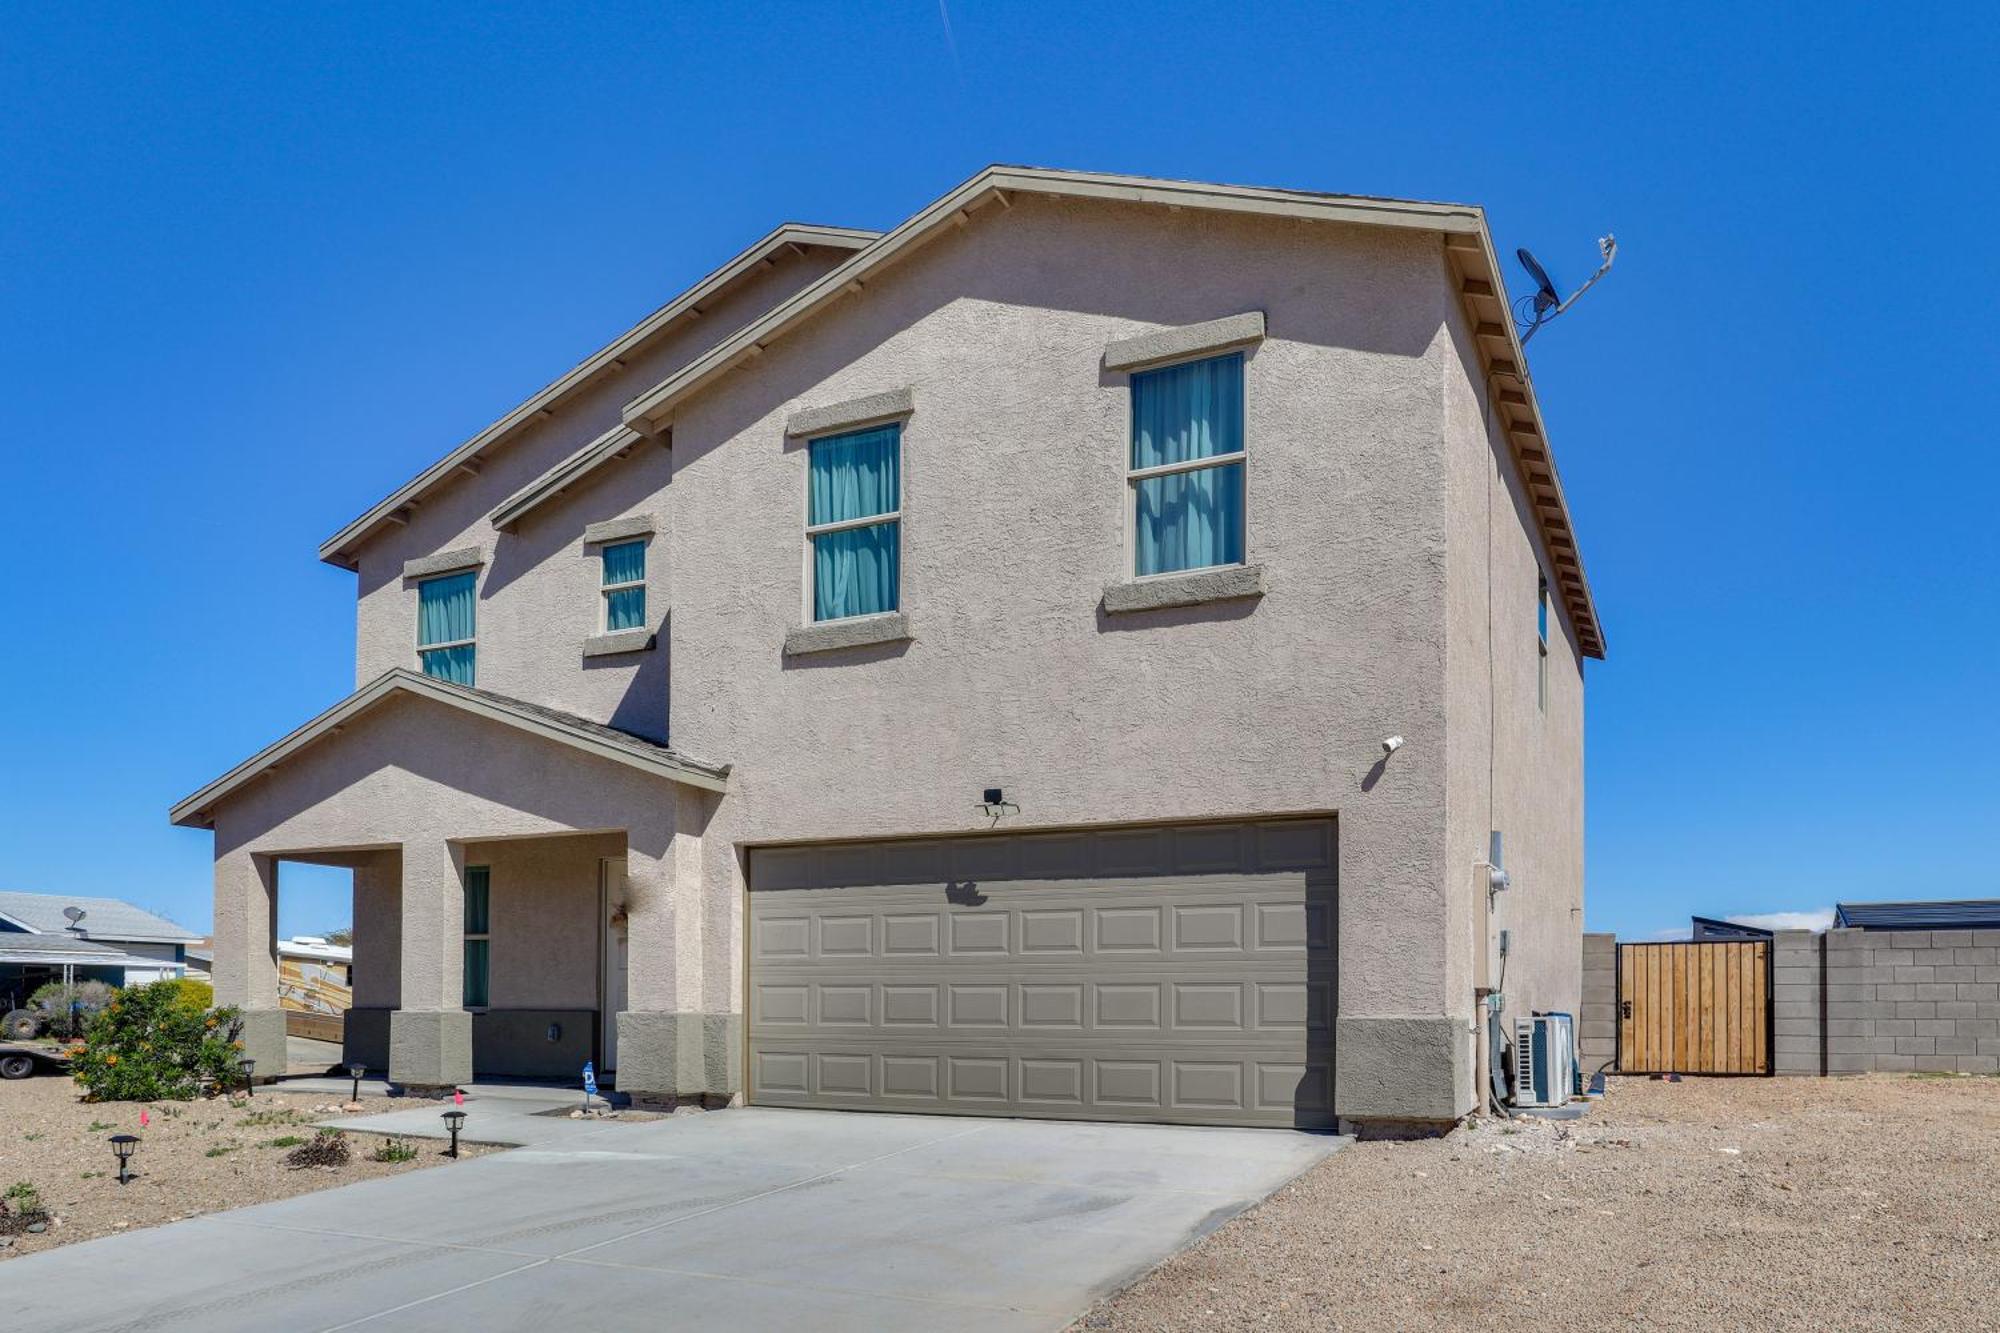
[63,906,86,932]
[1516,248,1562,314]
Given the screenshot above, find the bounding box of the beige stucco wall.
[1441,272,1587,1058]
[349,243,854,740]
[463,830,620,1010]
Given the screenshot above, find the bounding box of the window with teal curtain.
[601,540,646,631]
[807,423,900,621]
[417,570,477,685]
[1129,353,1246,576]
[462,865,490,1009]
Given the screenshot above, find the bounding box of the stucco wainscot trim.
[1102,564,1266,615]
[783,386,914,439]
[1101,311,1266,373]
[783,611,912,657]
[168,667,730,828]
[401,546,484,581]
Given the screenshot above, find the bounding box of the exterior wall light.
[109,1133,139,1184]
[442,1109,466,1158]
[977,788,1020,819]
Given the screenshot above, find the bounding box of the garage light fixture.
[977,788,1019,820]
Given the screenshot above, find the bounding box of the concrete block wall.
[1771,929,1822,1076]
[1822,927,2000,1074]
[1580,933,1616,1076]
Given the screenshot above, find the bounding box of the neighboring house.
[0,890,201,1008]
[1834,899,2000,931]
[187,935,355,1010]
[1690,916,1774,942]
[171,166,1602,1130]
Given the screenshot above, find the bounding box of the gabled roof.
[489,165,1604,657]
[0,891,202,944]
[169,668,731,828]
[1835,900,2000,931]
[318,223,880,570]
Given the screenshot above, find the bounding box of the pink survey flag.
[453,1088,464,1106]
[139,1109,150,1128]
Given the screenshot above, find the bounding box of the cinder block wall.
[1823,928,2000,1074]
[1580,933,1616,1076]
[1772,929,1822,1076]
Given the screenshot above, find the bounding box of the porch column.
[388,838,472,1090]
[617,786,734,1107]
[343,850,401,1073]
[212,850,285,1082]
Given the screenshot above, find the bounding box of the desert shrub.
[371,1136,417,1163]
[0,1181,49,1235]
[285,1129,350,1169]
[166,978,214,1012]
[68,981,244,1102]
[29,980,116,1038]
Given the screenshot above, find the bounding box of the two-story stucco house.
[172,166,1602,1132]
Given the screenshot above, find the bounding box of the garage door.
[747,818,1335,1128]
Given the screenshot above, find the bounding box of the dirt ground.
[0,1075,496,1259]
[1079,1075,2000,1332]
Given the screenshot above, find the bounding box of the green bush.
[29,980,116,1037]
[166,978,214,1012]
[68,981,245,1102]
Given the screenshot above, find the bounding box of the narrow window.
[1130,352,1246,577]
[601,540,646,631]
[462,865,490,1009]
[417,570,477,685]
[806,423,900,621]
[1537,575,1550,713]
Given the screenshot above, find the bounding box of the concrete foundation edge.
[1333,1014,1472,1124]
[616,1011,742,1102]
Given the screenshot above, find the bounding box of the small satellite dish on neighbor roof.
[62,905,87,933]
[1512,234,1618,344]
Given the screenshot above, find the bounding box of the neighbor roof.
[1834,900,2000,931]
[489,165,1605,657]
[169,668,730,828]
[317,222,880,570]
[0,932,148,968]
[0,891,202,944]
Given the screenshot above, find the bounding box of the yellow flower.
[105,1053,119,1065]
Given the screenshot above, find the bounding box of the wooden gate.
[1617,941,1770,1075]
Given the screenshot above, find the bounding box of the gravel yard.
[0,1074,496,1260]
[1079,1075,2000,1332]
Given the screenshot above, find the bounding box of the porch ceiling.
[169,669,730,829]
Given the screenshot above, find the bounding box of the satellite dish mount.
[62,905,87,935]
[1513,234,1617,344]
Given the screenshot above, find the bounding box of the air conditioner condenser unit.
[1512,1013,1574,1109]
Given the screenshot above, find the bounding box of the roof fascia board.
[170,669,728,827]
[490,423,647,531]
[318,223,878,570]
[0,910,39,933]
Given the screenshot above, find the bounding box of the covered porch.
[170,669,733,1101]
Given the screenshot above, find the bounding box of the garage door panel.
[749,819,1336,1128]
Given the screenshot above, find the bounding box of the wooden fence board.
[1617,941,1769,1075]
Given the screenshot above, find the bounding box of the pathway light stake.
[238,1057,256,1098]
[442,1110,466,1158]
[346,1062,366,1103]
[109,1133,139,1184]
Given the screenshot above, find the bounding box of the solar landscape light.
[346,1062,366,1102]
[441,1109,466,1158]
[109,1133,139,1184]
[238,1057,256,1097]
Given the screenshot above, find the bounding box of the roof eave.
[316,223,880,571]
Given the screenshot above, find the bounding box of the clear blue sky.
[2,4,1994,942]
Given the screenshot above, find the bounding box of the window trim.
[1123,350,1250,581]
[801,422,904,624]
[462,864,490,1012]
[599,538,648,634]
[415,569,477,683]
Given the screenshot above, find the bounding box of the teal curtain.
[418,571,477,684]
[462,940,489,1008]
[1131,354,1246,576]
[462,867,489,1009]
[463,867,489,933]
[809,424,900,620]
[808,424,899,525]
[602,541,646,631]
[1131,353,1243,470]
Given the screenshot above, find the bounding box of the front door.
[600,858,629,1073]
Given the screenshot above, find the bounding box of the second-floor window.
[601,540,646,631]
[417,570,477,685]
[807,423,901,622]
[1537,574,1550,713]
[1130,352,1246,577]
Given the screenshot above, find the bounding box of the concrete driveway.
[0,1104,1339,1332]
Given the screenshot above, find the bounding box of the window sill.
[1101,563,1265,614]
[582,628,655,658]
[783,611,911,657]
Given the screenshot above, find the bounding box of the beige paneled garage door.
[747,818,1335,1128]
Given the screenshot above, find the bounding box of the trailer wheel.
[0,1053,36,1079]
[2,1009,42,1040]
